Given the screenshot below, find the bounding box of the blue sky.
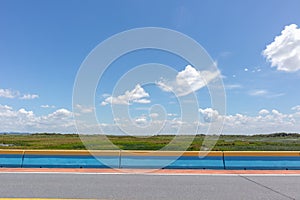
[1,0,300,134]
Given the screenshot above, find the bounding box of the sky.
[1,0,300,134]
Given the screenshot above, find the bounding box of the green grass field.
[0,133,299,151]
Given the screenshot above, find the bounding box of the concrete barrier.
[0,150,24,168]
[0,150,299,169]
[22,150,120,168]
[120,151,224,169]
[223,151,300,170]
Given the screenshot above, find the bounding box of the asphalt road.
[0,173,299,200]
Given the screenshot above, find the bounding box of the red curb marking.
[0,168,299,174]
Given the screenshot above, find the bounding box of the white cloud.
[157,65,220,96]
[101,93,111,98]
[0,104,76,133]
[263,24,300,72]
[248,89,284,98]
[244,68,249,72]
[149,112,159,118]
[18,108,34,116]
[248,89,268,96]
[252,67,262,73]
[134,98,151,104]
[41,105,56,108]
[1,104,300,135]
[225,84,242,90]
[75,104,94,113]
[20,94,39,100]
[156,80,173,93]
[0,88,38,100]
[199,108,220,122]
[219,51,232,58]
[134,107,151,111]
[259,109,269,115]
[134,116,148,125]
[268,93,285,98]
[0,88,19,98]
[0,105,14,117]
[0,104,12,110]
[46,108,73,119]
[220,74,227,79]
[271,109,280,116]
[101,84,150,106]
[198,107,299,134]
[167,113,178,117]
[292,105,300,111]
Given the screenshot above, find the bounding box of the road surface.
[0,172,299,200]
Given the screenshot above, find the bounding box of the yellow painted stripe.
[0,150,24,155]
[0,149,299,157]
[224,151,300,157]
[120,151,223,157]
[184,151,223,157]
[0,150,223,156]
[24,150,120,156]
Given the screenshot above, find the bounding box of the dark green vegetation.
[0,133,299,151]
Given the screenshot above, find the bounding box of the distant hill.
[256,132,300,137]
[0,132,299,137]
[0,132,30,135]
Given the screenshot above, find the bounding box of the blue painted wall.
[1,152,299,169]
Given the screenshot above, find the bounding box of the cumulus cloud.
[0,104,76,133]
[198,107,299,134]
[263,24,300,72]
[149,112,159,118]
[101,84,150,106]
[1,104,300,135]
[41,105,56,108]
[167,113,178,117]
[259,109,269,115]
[292,105,300,111]
[134,115,148,125]
[20,94,39,100]
[0,88,38,100]
[0,88,19,98]
[199,108,220,122]
[157,65,220,96]
[75,104,94,113]
[47,108,73,119]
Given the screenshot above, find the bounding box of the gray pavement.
[0,173,299,200]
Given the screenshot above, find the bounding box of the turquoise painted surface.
[22,155,119,168]
[0,154,23,167]
[170,156,224,169]
[224,156,300,170]
[0,154,299,169]
[121,156,224,169]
